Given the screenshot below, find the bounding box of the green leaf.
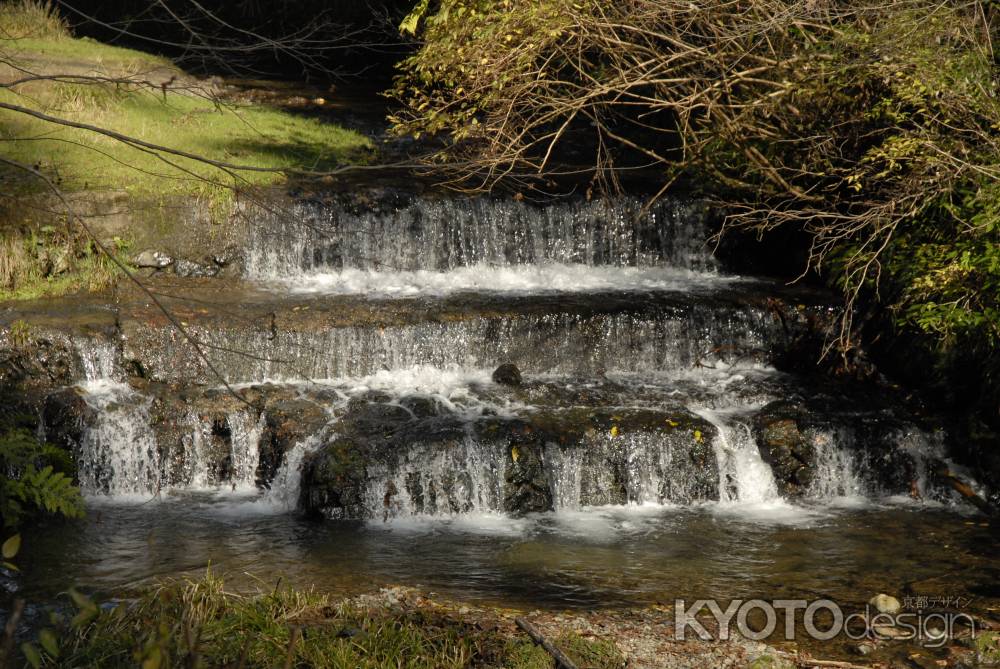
[39,629,59,658]
[142,646,163,669]
[21,643,41,669]
[71,606,98,629]
[400,0,430,36]
[69,587,94,611]
[2,534,20,559]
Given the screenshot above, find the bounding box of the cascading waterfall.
[50,193,983,516]
[245,196,719,280]
[362,436,509,519]
[71,338,161,495]
[228,411,266,490]
[693,407,780,504]
[266,434,323,510]
[70,338,275,495]
[803,428,867,499]
[143,303,784,385]
[77,381,162,496]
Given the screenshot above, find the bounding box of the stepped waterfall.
[54,195,961,515]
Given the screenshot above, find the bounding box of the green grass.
[0,230,123,300]
[7,35,173,67]
[0,0,371,198]
[0,72,372,198]
[19,575,627,668]
[0,0,372,301]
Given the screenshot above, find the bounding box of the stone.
[854,641,876,656]
[869,593,901,615]
[131,249,173,268]
[492,363,522,386]
[173,258,219,278]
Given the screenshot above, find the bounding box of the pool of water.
[14,492,999,617]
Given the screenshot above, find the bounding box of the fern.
[0,428,84,528]
[10,466,84,519]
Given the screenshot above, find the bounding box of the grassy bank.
[13,576,627,669]
[0,0,372,301]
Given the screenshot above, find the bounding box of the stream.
[8,192,1000,653]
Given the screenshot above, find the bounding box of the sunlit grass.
[0,3,373,301]
[23,574,626,668]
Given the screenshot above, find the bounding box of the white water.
[265,434,323,510]
[362,435,509,519]
[229,411,266,490]
[271,263,739,298]
[693,406,780,504]
[245,196,719,280]
[77,380,161,496]
[54,190,984,519]
[803,427,867,499]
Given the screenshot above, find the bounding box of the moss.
[977,631,1000,665]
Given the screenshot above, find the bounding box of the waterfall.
[33,193,981,516]
[77,381,161,496]
[245,196,719,280]
[265,434,322,510]
[362,436,508,519]
[135,303,787,385]
[693,407,779,504]
[803,428,866,499]
[228,411,266,490]
[74,337,120,383]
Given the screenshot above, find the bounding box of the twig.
[514,617,579,669]
[282,626,300,669]
[0,598,25,669]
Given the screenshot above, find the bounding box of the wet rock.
[212,246,243,268]
[260,394,329,485]
[853,641,876,656]
[131,249,173,269]
[41,387,89,451]
[501,434,551,514]
[753,402,816,496]
[492,363,522,386]
[173,259,219,278]
[752,397,927,499]
[299,398,720,520]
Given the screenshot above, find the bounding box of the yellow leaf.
[511,446,520,463]
[2,534,20,560]
[610,425,619,437]
[694,430,703,443]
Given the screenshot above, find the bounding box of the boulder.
[131,249,173,269]
[492,363,522,386]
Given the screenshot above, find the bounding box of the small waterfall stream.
[53,193,978,518]
[694,407,780,504]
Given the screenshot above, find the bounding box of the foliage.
[0,224,125,300]
[0,423,83,528]
[19,574,624,668]
[390,0,1000,362]
[0,366,82,528]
